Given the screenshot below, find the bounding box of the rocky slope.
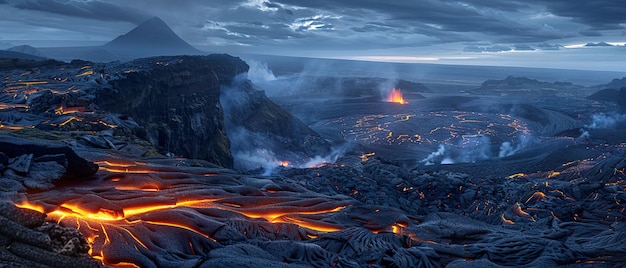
[598,77,626,90]
[588,87,626,113]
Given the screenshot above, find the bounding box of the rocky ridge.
[474,76,587,96]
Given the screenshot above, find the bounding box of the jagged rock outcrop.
[0,134,98,180]
[95,55,247,168]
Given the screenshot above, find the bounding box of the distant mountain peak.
[142,16,167,26]
[104,16,200,57]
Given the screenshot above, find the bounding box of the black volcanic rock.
[0,202,101,267]
[602,77,626,89]
[95,55,246,168]
[0,53,57,71]
[0,134,98,179]
[104,17,201,59]
[588,87,626,112]
[0,50,46,61]
[619,88,626,110]
[587,88,619,102]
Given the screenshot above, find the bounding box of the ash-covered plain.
[0,53,625,268]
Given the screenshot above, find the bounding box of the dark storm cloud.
[272,0,564,42]
[514,44,535,51]
[14,0,150,24]
[264,1,281,9]
[457,0,530,12]
[0,0,8,4]
[537,0,626,30]
[351,24,387,33]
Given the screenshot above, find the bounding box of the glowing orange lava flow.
[15,158,352,267]
[386,88,407,104]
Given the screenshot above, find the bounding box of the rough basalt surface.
[0,202,101,268]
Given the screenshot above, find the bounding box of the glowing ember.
[386,88,407,104]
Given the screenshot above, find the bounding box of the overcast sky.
[1,0,625,71]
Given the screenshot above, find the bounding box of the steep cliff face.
[221,78,332,171]
[2,53,326,170]
[95,55,248,167]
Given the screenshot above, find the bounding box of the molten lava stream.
[15,159,355,267]
[387,88,407,104]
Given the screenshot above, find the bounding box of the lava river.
[15,158,359,267]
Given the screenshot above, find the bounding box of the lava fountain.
[386,88,407,104]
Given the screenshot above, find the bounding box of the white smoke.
[585,113,626,129]
[577,128,591,142]
[234,149,286,176]
[302,145,348,168]
[421,144,446,165]
[420,135,533,165]
[235,145,348,175]
[498,134,532,158]
[246,60,276,84]
[456,136,493,163]
[441,157,455,164]
[498,142,516,158]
